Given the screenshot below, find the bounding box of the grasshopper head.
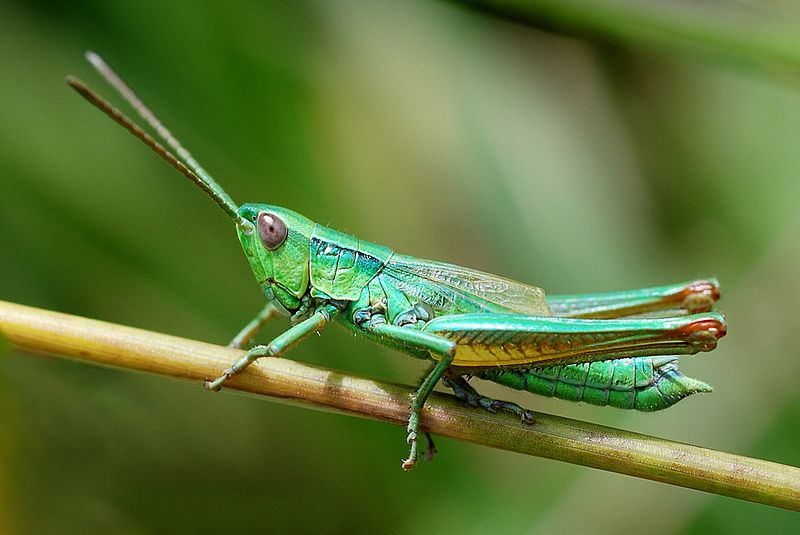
[237,203,316,312]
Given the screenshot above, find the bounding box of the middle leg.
[366,321,456,470]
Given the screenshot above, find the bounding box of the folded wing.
[383,254,551,316]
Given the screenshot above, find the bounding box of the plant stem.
[1,299,798,510]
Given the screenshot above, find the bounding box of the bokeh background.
[1,1,799,533]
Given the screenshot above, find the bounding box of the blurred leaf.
[457,0,800,76]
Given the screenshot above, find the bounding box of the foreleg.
[228,302,283,349]
[205,303,339,391]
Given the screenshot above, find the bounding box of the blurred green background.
[1,0,799,533]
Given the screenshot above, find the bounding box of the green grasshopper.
[68,53,726,470]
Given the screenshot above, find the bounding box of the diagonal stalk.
[455,0,800,75]
[0,299,798,510]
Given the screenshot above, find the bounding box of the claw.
[203,376,225,392]
[423,433,437,462]
[403,427,420,469]
[521,410,535,424]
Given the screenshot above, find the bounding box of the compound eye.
[257,212,288,250]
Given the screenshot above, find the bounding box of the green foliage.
[1,0,799,533]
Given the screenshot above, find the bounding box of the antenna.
[67,52,251,230]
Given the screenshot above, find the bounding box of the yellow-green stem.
[1,300,798,510]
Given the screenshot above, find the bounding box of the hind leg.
[443,372,535,424]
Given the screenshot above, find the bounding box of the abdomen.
[477,356,712,411]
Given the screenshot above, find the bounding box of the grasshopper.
[68,53,726,470]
